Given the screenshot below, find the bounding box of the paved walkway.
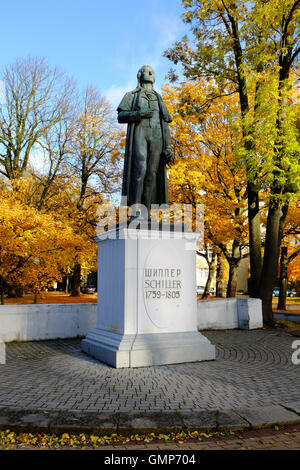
[0,329,300,435]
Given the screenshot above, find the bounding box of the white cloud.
[104,80,136,109]
[104,9,184,106]
[29,147,50,175]
[154,13,183,49]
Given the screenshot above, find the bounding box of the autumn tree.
[67,86,122,295]
[288,247,300,290]
[164,80,249,297]
[0,187,86,304]
[0,57,123,299]
[215,251,227,297]
[165,0,300,323]
[197,241,218,299]
[33,118,75,211]
[1,80,123,297]
[0,56,74,180]
[277,201,300,309]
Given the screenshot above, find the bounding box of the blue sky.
[0,0,185,107]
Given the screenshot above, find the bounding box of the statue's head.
[137,65,155,86]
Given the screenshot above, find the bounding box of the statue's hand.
[140,110,153,119]
[163,148,174,165]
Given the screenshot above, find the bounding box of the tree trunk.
[71,264,82,297]
[65,274,70,294]
[0,276,5,305]
[224,239,241,298]
[278,246,288,311]
[259,203,283,325]
[260,56,293,323]
[216,252,225,298]
[247,182,262,297]
[202,251,217,300]
[230,19,262,297]
[226,261,239,298]
[12,287,24,298]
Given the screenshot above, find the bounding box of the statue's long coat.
[117,87,172,207]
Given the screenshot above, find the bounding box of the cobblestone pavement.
[0,329,299,413]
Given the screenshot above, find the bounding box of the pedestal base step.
[81,329,216,368]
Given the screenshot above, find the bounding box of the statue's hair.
[137,65,155,86]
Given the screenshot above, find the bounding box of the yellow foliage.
[163,79,249,250]
[283,201,300,282]
[0,190,89,293]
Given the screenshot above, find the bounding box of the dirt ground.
[4,292,97,305]
[1,424,300,451]
[3,292,300,312]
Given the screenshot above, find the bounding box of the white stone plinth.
[82,224,215,368]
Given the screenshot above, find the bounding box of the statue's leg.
[143,127,163,211]
[131,127,148,204]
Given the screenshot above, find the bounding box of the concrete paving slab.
[49,410,117,435]
[179,410,217,431]
[233,405,300,429]
[118,411,183,434]
[217,410,250,431]
[0,408,53,432]
[281,402,300,415]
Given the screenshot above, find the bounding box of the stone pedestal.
[82,223,215,368]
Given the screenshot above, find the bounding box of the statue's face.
[139,66,155,84]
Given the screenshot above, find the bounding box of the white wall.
[0,297,263,343]
[0,304,97,342]
[197,298,238,330]
[273,311,300,324]
[197,298,263,330]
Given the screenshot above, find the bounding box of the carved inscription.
[144,268,182,299]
